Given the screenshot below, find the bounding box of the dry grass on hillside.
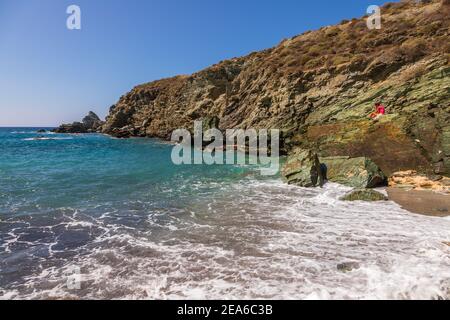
[256,0,449,77]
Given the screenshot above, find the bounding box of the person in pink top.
[369,102,386,120]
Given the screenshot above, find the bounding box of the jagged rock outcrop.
[102,0,450,175]
[82,111,104,131]
[54,111,104,133]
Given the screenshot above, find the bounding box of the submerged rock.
[337,262,360,272]
[341,189,388,202]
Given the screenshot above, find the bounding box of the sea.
[0,127,449,299]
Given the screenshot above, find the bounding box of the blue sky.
[0,0,391,126]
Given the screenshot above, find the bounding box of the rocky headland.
[53,111,104,134]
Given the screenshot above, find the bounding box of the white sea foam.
[1,179,449,300]
[22,137,73,141]
[12,131,55,134]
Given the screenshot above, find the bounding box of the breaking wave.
[1,180,449,300]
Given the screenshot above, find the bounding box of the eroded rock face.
[53,112,104,133]
[102,0,450,174]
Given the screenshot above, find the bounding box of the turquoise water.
[0,128,254,211]
[1,128,450,299]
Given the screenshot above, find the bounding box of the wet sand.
[387,188,450,217]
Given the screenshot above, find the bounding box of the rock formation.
[101,0,449,176]
[54,111,104,133]
[281,149,326,187]
[321,156,387,188]
[389,170,450,193]
[282,148,387,188]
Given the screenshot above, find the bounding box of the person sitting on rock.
[369,102,386,121]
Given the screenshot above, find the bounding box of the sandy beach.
[387,188,450,217]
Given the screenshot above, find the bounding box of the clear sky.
[0,0,392,127]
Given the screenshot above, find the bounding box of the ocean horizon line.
[0,126,57,128]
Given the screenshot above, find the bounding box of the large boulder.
[282,149,387,188]
[281,149,326,187]
[321,156,387,188]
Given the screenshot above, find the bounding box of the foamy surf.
[22,137,73,141]
[1,178,449,300]
[1,130,449,300]
[12,131,55,134]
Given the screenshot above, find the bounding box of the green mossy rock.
[321,156,387,188]
[340,189,388,202]
[281,149,324,187]
[282,149,387,188]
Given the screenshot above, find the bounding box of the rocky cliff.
[102,0,450,175]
